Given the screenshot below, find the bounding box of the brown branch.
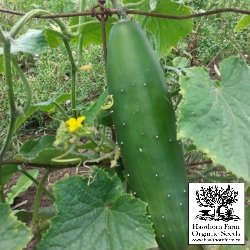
[0,7,249,19]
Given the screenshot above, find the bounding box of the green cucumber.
[106,19,188,250]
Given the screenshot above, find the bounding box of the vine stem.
[44,17,78,118]
[58,30,78,118]
[10,9,49,38]
[46,18,78,117]
[32,169,51,236]
[77,0,86,66]
[53,102,69,119]
[111,0,127,19]
[0,26,19,203]
[0,159,80,169]
[18,168,55,200]
[11,57,32,112]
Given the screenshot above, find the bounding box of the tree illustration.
[196,185,238,221]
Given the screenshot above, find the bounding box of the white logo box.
[188,183,245,245]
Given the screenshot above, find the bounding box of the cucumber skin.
[106,20,188,250]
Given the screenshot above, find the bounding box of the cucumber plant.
[106,19,188,250]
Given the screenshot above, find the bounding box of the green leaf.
[178,56,250,181]
[14,105,39,133]
[234,15,250,32]
[14,93,70,132]
[37,168,156,250]
[0,29,49,55]
[144,0,193,56]
[15,135,93,165]
[44,28,61,48]
[97,109,112,127]
[6,169,39,204]
[82,89,108,125]
[0,203,32,249]
[81,17,118,47]
[68,16,79,33]
[14,206,56,224]
[1,164,19,186]
[18,135,55,160]
[35,93,71,112]
[173,56,189,68]
[24,148,92,165]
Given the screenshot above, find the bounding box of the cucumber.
[106,19,188,250]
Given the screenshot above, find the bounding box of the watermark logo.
[189,183,245,245]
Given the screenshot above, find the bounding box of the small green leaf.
[0,203,32,249]
[14,93,70,132]
[82,89,108,125]
[97,109,112,127]
[27,148,92,165]
[0,29,49,55]
[68,16,79,33]
[37,168,156,250]
[14,105,39,132]
[1,164,19,186]
[234,15,250,32]
[14,206,56,224]
[15,135,93,165]
[173,56,189,68]
[44,29,61,48]
[35,93,70,112]
[178,56,250,181]
[6,169,39,204]
[81,17,118,47]
[18,135,55,160]
[145,0,193,56]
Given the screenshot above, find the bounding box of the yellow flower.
[79,64,92,72]
[66,116,86,132]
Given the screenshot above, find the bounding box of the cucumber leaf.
[234,15,250,32]
[15,135,92,165]
[44,28,61,48]
[178,56,250,181]
[81,89,108,125]
[0,203,32,249]
[37,168,156,250]
[144,0,193,56]
[6,169,39,204]
[14,93,70,132]
[0,29,48,55]
[35,93,71,112]
[78,17,118,47]
[1,164,19,186]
